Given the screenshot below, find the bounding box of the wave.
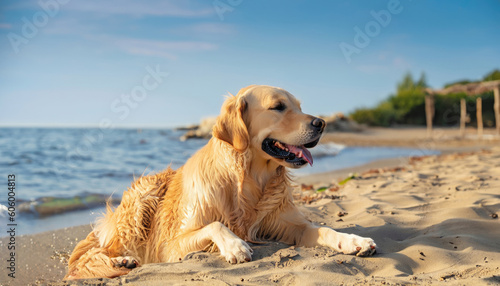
[0,193,121,217]
[310,142,345,158]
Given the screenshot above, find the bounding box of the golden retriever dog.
[64,85,376,280]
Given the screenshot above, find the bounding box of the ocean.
[0,127,438,235]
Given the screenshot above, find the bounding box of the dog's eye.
[269,102,286,112]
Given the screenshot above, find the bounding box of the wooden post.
[495,86,500,136]
[477,97,483,139]
[460,98,466,138]
[425,94,435,138]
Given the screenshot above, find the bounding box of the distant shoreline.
[320,126,500,151]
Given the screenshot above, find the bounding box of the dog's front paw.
[112,256,140,269]
[339,234,376,257]
[219,238,253,264]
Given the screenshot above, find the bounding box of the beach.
[1,127,500,285]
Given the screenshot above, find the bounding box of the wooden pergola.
[424,80,500,138]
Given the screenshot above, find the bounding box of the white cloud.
[392,56,410,69]
[356,64,386,73]
[0,23,12,29]
[43,18,94,35]
[357,55,411,74]
[171,23,236,35]
[64,0,214,17]
[108,37,218,59]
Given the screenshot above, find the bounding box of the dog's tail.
[64,231,131,280]
[64,167,177,280]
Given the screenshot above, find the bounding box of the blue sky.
[1,0,499,127]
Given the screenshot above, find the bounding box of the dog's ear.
[213,95,249,153]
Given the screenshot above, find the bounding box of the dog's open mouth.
[262,138,320,167]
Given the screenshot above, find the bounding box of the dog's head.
[213,85,325,169]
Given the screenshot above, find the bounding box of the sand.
[322,127,500,151]
[1,128,500,286]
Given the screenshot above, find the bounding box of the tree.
[483,69,500,82]
[416,72,427,89]
[396,72,427,94]
[396,72,415,94]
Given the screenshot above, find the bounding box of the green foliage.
[316,187,328,193]
[349,70,497,127]
[483,69,500,81]
[444,80,475,88]
[350,102,400,127]
[443,69,500,88]
[339,174,357,185]
[350,72,427,126]
[396,72,427,94]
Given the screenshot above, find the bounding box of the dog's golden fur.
[65,85,376,280]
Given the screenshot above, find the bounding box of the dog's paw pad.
[341,235,377,257]
[112,256,139,269]
[356,243,377,257]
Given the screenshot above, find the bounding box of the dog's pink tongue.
[287,145,314,166]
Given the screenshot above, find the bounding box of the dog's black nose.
[311,118,326,131]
